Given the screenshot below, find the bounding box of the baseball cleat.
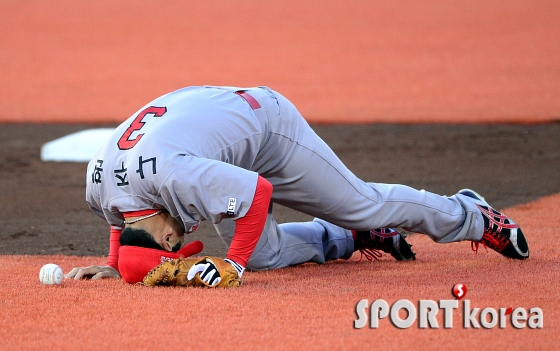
[354,228,416,261]
[459,189,529,260]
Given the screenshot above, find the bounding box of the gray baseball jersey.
[87,86,269,233]
[87,86,484,270]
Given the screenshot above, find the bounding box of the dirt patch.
[1,123,559,257]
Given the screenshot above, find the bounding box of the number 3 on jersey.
[117,106,167,150]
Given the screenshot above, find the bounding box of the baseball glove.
[142,256,242,288]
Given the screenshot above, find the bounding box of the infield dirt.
[1,123,559,257]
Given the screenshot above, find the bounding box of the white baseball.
[39,263,63,285]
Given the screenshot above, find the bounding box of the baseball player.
[66,86,529,285]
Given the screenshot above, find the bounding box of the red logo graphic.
[452,284,467,299]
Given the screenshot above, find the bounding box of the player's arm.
[66,192,122,280]
[224,175,273,272]
[179,176,272,287]
[158,157,272,283]
[66,226,122,280]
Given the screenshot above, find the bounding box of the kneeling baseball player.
[66,86,529,287]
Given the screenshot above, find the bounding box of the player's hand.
[65,265,121,280]
[185,257,245,287]
[187,260,222,286]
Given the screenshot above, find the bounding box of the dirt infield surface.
[1,123,559,258]
[1,1,559,350]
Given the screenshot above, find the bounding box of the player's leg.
[213,208,418,269]
[246,87,527,260]
[213,211,354,270]
[254,87,483,244]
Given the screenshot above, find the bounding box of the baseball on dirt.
[39,263,63,285]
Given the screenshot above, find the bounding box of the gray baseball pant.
[213,87,483,270]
